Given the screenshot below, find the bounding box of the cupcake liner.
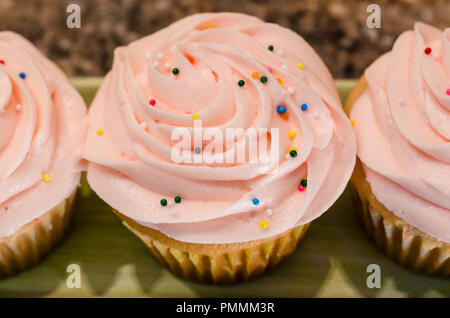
[114,210,310,284]
[0,190,77,278]
[346,77,450,278]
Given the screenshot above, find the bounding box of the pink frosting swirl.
[83,13,355,243]
[0,32,87,238]
[351,22,450,243]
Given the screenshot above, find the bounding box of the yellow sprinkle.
[350,119,355,126]
[260,220,269,229]
[297,62,304,70]
[276,77,284,86]
[192,113,199,120]
[251,71,259,79]
[207,26,215,30]
[96,129,103,136]
[290,146,297,152]
[42,173,51,183]
[288,130,296,139]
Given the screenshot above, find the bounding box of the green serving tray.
[0,79,448,298]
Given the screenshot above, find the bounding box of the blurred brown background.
[0,0,448,78]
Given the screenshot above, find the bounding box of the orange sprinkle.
[276,77,284,86]
[251,71,259,79]
[280,111,289,120]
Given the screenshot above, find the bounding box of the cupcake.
[83,12,356,284]
[0,32,87,277]
[345,22,450,277]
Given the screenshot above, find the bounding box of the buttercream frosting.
[351,22,450,243]
[0,32,87,238]
[83,13,356,244]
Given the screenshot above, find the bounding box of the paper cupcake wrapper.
[351,167,450,278]
[115,210,310,284]
[0,190,77,278]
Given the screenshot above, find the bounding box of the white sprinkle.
[398,97,404,104]
[285,153,290,160]
[164,62,171,70]
[282,64,288,70]
[287,86,295,94]
[313,111,320,119]
[156,52,164,59]
[432,52,438,59]
[145,53,151,59]
[167,200,174,207]
[278,50,284,56]
[265,209,273,216]
[47,224,53,231]
[16,104,22,111]
[140,122,148,129]
[152,61,160,68]
[171,210,179,217]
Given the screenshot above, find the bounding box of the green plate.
[0,79,448,298]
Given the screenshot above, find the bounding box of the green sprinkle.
[172,67,179,75]
[238,79,245,87]
[289,150,297,158]
[300,179,307,187]
[260,76,268,84]
[160,199,167,206]
[268,45,274,51]
[174,196,181,204]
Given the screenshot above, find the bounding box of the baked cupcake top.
[0,32,87,238]
[350,23,450,243]
[83,12,355,244]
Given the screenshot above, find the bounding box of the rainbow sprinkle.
[288,130,296,139]
[260,220,269,229]
[42,173,51,183]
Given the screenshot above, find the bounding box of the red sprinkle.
[446,89,450,96]
[0,60,4,65]
[266,66,272,73]
[424,47,432,55]
[298,185,305,192]
[149,99,156,106]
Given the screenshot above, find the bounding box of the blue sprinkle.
[194,147,201,154]
[276,105,286,114]
[19,72,26,79]
[301,103,308,111]
[252,198,260,205]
